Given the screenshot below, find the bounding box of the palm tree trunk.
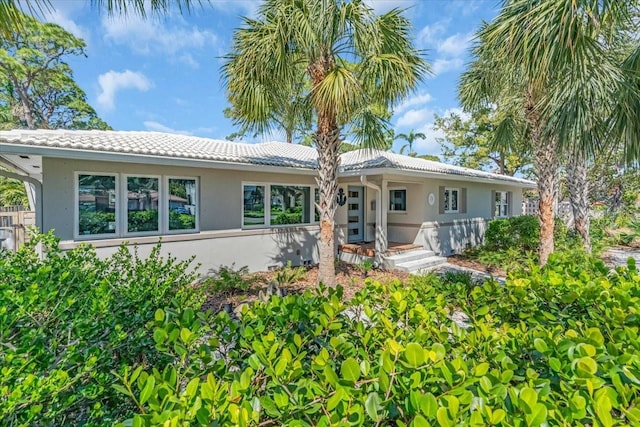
[566,151,591,252]
[526,94,558,266]
[315,128,340,285]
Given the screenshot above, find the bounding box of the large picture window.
[270,185,311,225]
[75,172,198,239]
[243,184,266,226]
[168,178,198,231]
[77,174,117,236]
[126,176,159,233]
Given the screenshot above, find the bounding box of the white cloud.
[178,53,199,69]
[416,20,448,48]
[102,15,218,56]
[396,108,434,128]
[44,9,91,42]
[395,92,432,114]
[97,70,152,110]
[431,57,465,76]
[143,121,192,135]
[437,32,473,57]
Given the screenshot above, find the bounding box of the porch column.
[380,179,388,254]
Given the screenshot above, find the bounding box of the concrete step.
[383,249,435,268]
[393,256,448,273]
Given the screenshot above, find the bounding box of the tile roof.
[0,129,534,186]
[340,149,536,186]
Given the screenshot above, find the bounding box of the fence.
[0,206,35,251]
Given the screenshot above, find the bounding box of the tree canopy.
[0,13,109,130]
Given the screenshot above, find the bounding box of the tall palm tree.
[461,0,640,264]
[396,129,426,157]
[223,0,427,284]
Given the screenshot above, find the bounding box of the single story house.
[0,130,535,273]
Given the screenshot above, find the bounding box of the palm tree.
[396,130,426,157]
[460,0,640,264]
[223,0,427,284]
[0,0,200,35]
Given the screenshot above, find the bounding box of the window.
[243,184,266,226]
[168,178,198,231]
[389,189,407,212]
[242,183,315,228]
[126,176,159,233]
[77,174,117,236]
[494,191,509,217]
[75,172,199,239]
[270,185,311,226]
[444,188,459,213]
[314,188,320,222]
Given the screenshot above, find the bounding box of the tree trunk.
[315,128,340,285]
[566,151,591,252]
[525,93,558,266]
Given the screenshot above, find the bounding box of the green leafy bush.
[116,253,640,426]
[275,261,306,286]
[484,215,540,252]
[0,232,201,425]
[206,263,256,294]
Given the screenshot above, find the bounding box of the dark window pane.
[168,178,197,231]
[78,174,116,235]
[244,185,265,226]
[127,177,159,232]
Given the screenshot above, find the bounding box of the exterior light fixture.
[336,188,347,206]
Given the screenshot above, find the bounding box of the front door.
[347,185,364,243]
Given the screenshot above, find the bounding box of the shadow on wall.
[269,226,320,269]
[420,219,488,256]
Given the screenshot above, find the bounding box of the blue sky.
[40,0,499,156]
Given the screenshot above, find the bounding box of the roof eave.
[0,143,319,176]
[339,166,536,188]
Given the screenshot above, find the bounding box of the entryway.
[346,185,364,243]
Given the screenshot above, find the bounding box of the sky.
[37,0,500,157]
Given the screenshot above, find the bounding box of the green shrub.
[206,263,256,294]
[275,261,306,286]
[0,232,201,425]
[116,253,640,426]
[484,215,540,252]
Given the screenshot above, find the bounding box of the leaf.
[185,377,200,399]
[533,338,548,353]
[326,388,344,411]
[139,376,155,405]
[476,305,489,316]
[595,393,613,427]
[154,308,164,322]
[419,393,438,418]
[519,387,538,411]
[411,415,429,427]
[525,403,547,427]
[474,362,490,376]
[575,357,598,376]
[491,408,506,424]
[405,343,426,368]
[436,407,453,427]
[341,357,361,382]
[365,392,382,421]
[431,343,446,362]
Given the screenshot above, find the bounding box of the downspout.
[360,175,386,267]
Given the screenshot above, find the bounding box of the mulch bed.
[446,254,506,277]
[201,261,411,314]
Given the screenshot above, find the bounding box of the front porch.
[338,241,446,273]
[338,241,422,257]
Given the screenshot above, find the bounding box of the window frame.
[74,171,120,240]
[241,182,316,229]
[388,187,407,213]
[444,187,460,214]
[494,190,509,218]
[165,176,200,234]
[242,182,268,228]
[122,173,162,237]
